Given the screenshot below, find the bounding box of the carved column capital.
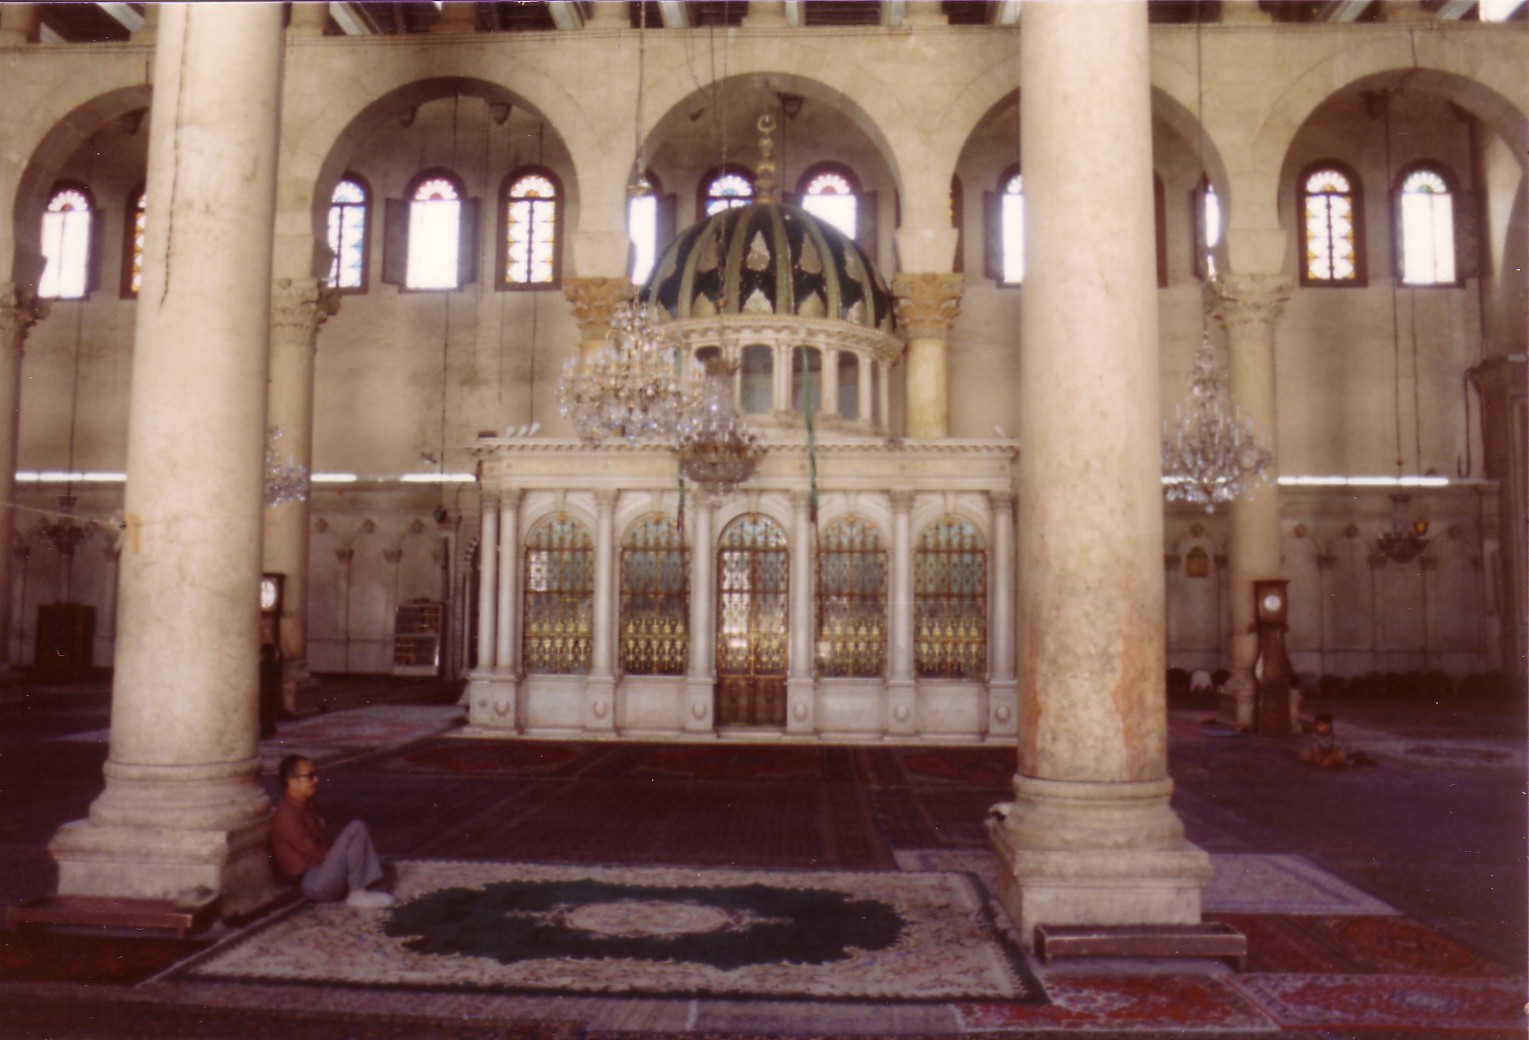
[889,489,916,514]
[891,273,965,341]
[271,277,340,345]
[0,283,48,347]
[563,277,634,343]
[1207,274,1294,337]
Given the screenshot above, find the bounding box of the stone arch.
[7,84,152,288]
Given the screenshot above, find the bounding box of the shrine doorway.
[715,513,788,728]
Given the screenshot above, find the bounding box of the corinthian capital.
[271,277,340,342]
[1207,274,1294,336]
[891,273,964,341]
[0,283,48,345]
[563,277,635,343]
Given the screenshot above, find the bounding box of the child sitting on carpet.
[271,754,395,909]
[1301,712,1349,767]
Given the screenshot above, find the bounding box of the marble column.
[1470,355,1526,671]
[49,3,287,918]
[786,491,815,733]
[494,491,521,672]
[991,0,1210,939]
[0,4,40,45]
[887,490,916,734]
[262,277,338,715]
[475,498,500,672]
[987,491,1017,738]
[0,286,46,673]
[1209,274,1292,730]
[683,499,716,732]
[893,274,964,439]
[585,489,617,732]
[563,276,632,363]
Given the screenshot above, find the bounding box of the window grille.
[716,514,788,726]
[914,517,987,680]
[327,177,368,291]
[522,513,594,674]
[619,515,688,675]
[816,515,886,678]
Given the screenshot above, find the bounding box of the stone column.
[286,2,329,36]
[585,489,617,732]
[887,490,916,734]
[48,3,287,918]
[893,273,964,439]
[683,499,716,732]
[475,498,500,672]
[987,490,1017,738]
[262,277,337,715]
[786,491,815,733]
[0,4,40,45]
[564,277,631,362]
[991,0,1210,939]
[494,491,521,671]
[1470,355,1526,672]
[0,286,46,671]
[1208,274,1292,730]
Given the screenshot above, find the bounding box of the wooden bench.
[1034,922,1247,971]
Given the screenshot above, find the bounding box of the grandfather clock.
[1252,579,1297,735]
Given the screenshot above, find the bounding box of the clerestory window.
[1397,164,1459,287]
[1300,162,1365,287]
[327,175,369,293]
[501,166,561,289]
[40,183,94,300]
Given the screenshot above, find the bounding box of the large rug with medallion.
[177,860,1042,1004]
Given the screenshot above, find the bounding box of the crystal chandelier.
[1162,333,1273,512]
[264,425,310,507]
[557,301,692,445]
[676,356,764,503]
[1376,494,1429,563]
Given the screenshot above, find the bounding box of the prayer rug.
[266,705,464,748]
[1208,913,1511,976]
[0,931,210,985]
[178,860,1042,1003]
[956,974,1274,1031]
[1199,853,1397,915]
[1227,972,1527,1030]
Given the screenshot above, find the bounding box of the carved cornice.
[0,283,49,346]
[271,277,340,343]
[563,277,634,343]
[891,273,965,342]
[1207,274,1294,336]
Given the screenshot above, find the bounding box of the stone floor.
[0,671,1523,1039]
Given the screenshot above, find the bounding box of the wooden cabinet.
[393,600,444,676]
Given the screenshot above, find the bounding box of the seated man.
[271,754,394,909]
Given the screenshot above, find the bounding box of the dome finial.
[755,113,778,203]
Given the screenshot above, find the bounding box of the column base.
[51,816,281,920]
[584,676,617,733]
[683,677,715,733]
[987,775,1212,944]
[465,672,519,731]
[786,677,815,734]
[987,679,1018,738]
[886,678,917,735]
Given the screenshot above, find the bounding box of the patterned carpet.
[178,860,1041,1003]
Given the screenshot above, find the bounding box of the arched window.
[123,185,146,298]
[619,514,688,676]
[1300,162,1365,287]
[984,167,1024,286]
[817,515,887,678]
[798,163,860,241]
[1193,175,1222,281]
[39,183,94,300]
[1397,164,1458,287]
[522,513,594,674]
[501,166,561,289]
[381,169,478,291]
[700,165,755,219]
[628,170,677,287]
[914,517,987,680]
[327,175,369,292]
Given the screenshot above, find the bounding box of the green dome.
[638,202,895,334]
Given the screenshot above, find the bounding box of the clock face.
[260,578,279,612]
[1262,592,1283,614]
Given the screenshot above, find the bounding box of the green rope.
[798,346,819,526]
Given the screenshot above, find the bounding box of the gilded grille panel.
[522,513,594,675]
[716,514,788,726]
[619,514,689,676]
[817,515,886,678]
[914,517,987,680]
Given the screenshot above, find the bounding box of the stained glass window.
[327,176,368,291]
[914,517,987,680]
[817,515,886,678]
[504,168,559,287]
[1000,171,1024,285]
[40,185,93,300]
[619,515,688,676]
[1301,165,1361,285]
[703,169,754,217]
[407,173,464,290]
[1398,166,1456,286]
[801,167,858,240]
[522,513,594,675]
[126,187,146,297]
